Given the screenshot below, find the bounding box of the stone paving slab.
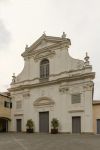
[0,133,100,150]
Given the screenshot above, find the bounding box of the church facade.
[9,33,95,133]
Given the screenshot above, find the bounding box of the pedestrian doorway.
[0,118,8,132]
[16,119,22,132]
[39,112,49,133]
[97,119,100,134]
[72,116,81,133]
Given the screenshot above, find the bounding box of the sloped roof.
[0,92,10,98]
[93,100,100,105]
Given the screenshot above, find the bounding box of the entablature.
[9,71,95,92]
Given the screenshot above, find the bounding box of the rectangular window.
[10,102,12,108]
[16,101,22,109]
[4,101,10,108]
[40,63,49,79]
[71,94,81,104]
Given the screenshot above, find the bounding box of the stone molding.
[59,86,69,94]
[34,49,55,62]
[83,81,94,91]
[22,34,71,58]
[23,42,68,59]
[9,72,95,92]
[33,97,55,106]
[14,114,23,116]
[10,67,95,85]
[23,92,30,98]
[68,110,84,113]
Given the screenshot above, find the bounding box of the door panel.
[39,112,49,132]
[16,119,22,132]
[97,119,100,134]
[72,116,81,133]
[0,119,8,132]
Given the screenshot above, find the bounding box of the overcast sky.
[0,0,100,99]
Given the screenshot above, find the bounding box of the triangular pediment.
[22,34,71,57]
[28,34,63,51]
[34,39,56,50]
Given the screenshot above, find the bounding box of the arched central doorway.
[0,117,10,132]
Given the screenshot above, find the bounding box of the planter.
[26,128,34,133]
[51,118,59,134]
[51,129,58,134]
[26,119,34,133]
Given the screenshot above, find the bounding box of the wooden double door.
[39,112,49,133]
[16,119,22,132]
[72,116,81,133]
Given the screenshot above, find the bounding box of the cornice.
[9,72,95,92]
[22,40,69,58]
[14,114,23,116]
[92,101,100,105]
[34,49,56,62]
[22,34,71,55]
[10,67,93,86]
[68,110,84,113]
[83,81,94,91]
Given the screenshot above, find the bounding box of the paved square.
[0,133,100,150]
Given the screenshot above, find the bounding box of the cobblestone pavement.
[0,133,100,150]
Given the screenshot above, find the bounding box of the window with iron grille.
[71,94,81,104]
[40,59,49,79]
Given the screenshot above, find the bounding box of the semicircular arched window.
[40,59,49,79]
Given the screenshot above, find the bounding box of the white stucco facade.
[9,33,95,133]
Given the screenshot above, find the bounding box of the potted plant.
[26,119,34,133]
[51,118,59,134]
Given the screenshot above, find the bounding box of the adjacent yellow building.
[93,101,100,134]
[0,93,11,132]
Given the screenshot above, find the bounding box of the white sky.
[0,0,100,99]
